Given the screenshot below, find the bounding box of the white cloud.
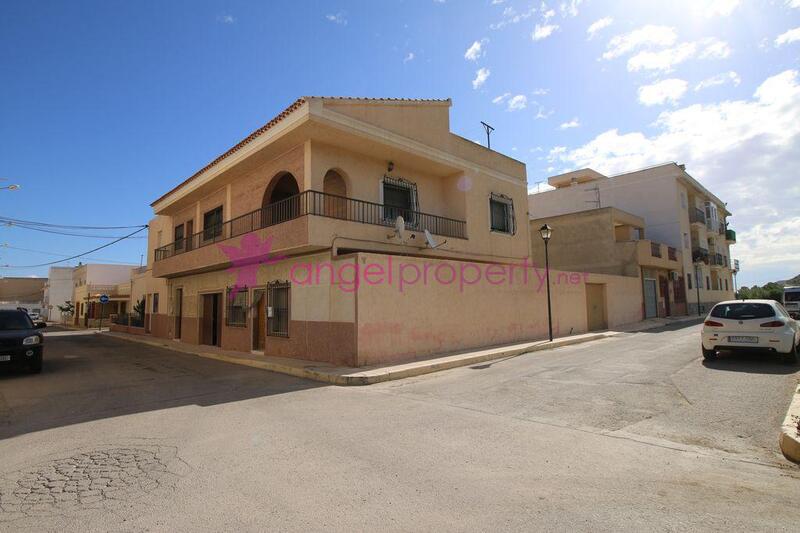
[627,42,697,72]
[603,25,677,60]
[638,79,688,106]
[217,14,235,24]
[559,117,580,129]
[775,27,800,46]
[533,23,559,41]
[464,39,488,61]
[325,12,347,25]
[472,67,490,89]
[559,0,583,17]
[694,0,740,17]
[403,52,415,63]
[532,88,549,96]
[507,94,528,111]
[543,9,556,20]
[490,6,536,30]
[695,71,741,91]
[787,0,800,7]
[699,37,732,59]
[536,106,554,119]
[587,17,613,39]
[492,92,511,104]
[547,70,800,278]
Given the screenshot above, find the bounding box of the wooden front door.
[585,283,608,331]
[659,276,671,317]
[252,289,266,351]
[175,288,183,339]
[201,293,221,346]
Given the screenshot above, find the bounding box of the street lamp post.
[539,224,553,342]
[695,264,702,316]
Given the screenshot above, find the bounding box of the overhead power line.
[1,226,148,268]
[0,244,139,265]
[0,216,146,230]
[1,223,147,239]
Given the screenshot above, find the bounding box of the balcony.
[692,246,709,265]
[726,228,736,243]
[718,224,725,236]
[637,240,681,268]
[689,208,706,226]
[153,190,467,277]
[710,253,725,268]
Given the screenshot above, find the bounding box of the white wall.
[43,266,74,319]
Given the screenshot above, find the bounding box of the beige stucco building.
[530,207,685,320]
[529,163,736,315]
[71,263,138,327]
[133,97,643,366]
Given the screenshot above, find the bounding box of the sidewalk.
[100,315,700,385]
[612,314,703,333]
[101,330,619,386]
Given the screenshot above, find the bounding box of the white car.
[701,299,800,364]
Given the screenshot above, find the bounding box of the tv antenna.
[481,121,494,150]
[424,229,446,250]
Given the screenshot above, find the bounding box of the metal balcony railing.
[689,208,706,225]
[692,247,709,264]
[650,241,662,258]
[667,246,677,261]
[154,190,467,261]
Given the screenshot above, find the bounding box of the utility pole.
[481,121,494,150]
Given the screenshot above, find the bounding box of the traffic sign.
[99,294,110,304]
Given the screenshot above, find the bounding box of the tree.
[56,301,74,326]
[133,297,146,320]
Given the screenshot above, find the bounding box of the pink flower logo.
[219,233,285,300]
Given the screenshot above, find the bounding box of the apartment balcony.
[637,240,681,269]
[726,228,736,243]
[709,253,725,269]
[153,190,467,278]
[689,208,706,226]
[692,246,710,265]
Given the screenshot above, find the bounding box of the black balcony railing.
[692,247,709,264]
[667,246,677,261]
[154,190,467,261]
[689,208,706,225]
[650,241,662,258]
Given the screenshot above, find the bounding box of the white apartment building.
[42,266,74,321]
[529,162,736,315]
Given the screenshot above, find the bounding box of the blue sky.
[1,0,798,287]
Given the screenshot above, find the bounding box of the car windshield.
[710,303,775,320]
[0,312,34,330]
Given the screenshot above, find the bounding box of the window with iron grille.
[203,206,223,240]
[152,293,159,314]
[267,282,290,337]
[489,193,515,234]
[382,176,418,225]
[225,288,248,327]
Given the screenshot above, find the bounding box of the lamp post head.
[539,223,552,242]
[4,184,20,191]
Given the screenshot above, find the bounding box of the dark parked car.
[0,309,45,373]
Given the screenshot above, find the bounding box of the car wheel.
[27,355,42,374]
[782,340,798,365]
[702,345,717,360]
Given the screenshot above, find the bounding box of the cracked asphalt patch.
[0,445,189,522]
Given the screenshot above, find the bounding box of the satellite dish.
[424,229,446,249]
[388,216,406,240]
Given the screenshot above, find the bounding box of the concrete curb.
[779,384,800,464]
[100,331,618,386]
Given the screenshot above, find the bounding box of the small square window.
[489,194,515,234]
[382,177,418,226]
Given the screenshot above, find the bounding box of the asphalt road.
[1,324,798,531]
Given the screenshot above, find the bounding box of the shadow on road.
[0,334,323,440]
[702,350,799,375]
